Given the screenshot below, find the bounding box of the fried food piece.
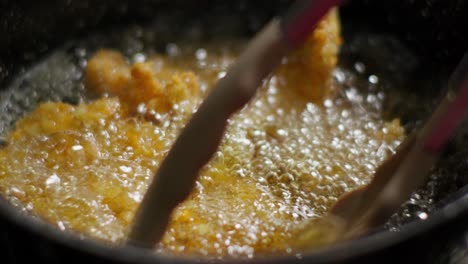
[0,98,165,240]
[86,50,199,116]
[128,60,199,114]
[277,8,341,102]
[84,50,131,96]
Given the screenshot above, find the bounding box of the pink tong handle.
[424,52,468,153]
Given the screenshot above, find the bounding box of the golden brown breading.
[277,9,341,102]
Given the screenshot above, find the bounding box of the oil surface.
[0,17,460,259]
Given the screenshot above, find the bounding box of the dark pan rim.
[0,183,466,263]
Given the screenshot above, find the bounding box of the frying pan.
[0,0,468,263]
